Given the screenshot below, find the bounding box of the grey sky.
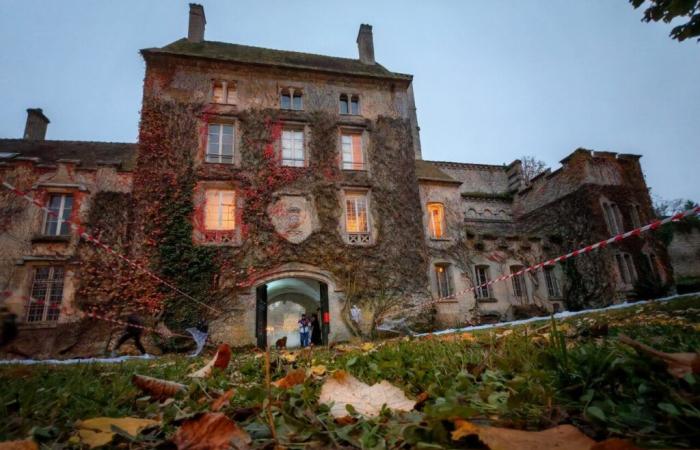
[0,1,697,202]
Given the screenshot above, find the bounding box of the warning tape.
[380,205,700,320]
[0,180,221,314]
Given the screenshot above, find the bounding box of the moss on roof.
[142,38,412,81]
[415,160,460,184]
[0,139,137,170]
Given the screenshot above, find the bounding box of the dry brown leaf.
[76,417,160,449]
[619,334,700,379]
[271,368,306,389]
[414,391,430,410]
[451,420,594,450]
[0,441,38,450]
[590,438,643,450]
[319,370,416,417]
[211,389,235,412]
[334,415,358,425]
[172,412,251,450]
[310,364,327,377]
[132,374,186,400]
[189,344,232,379]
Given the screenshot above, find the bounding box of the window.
[43,194,73,236]
[206,124,234,164]
[615,253,637,286]
[427,203,445,239]
[205,190,236,231]
[474,265,491,299]
[339,94,360,115]
[281,130,305,167]
[345,191,370,244]
[212,80,236,105]
[630,204,642,228]
[435,264,453,298]
[341,133,365,170]
[26,266,64,322]
[280,88,303,110]
[602,201,624,234]
[544,266,561,298]
[510,265,527,300]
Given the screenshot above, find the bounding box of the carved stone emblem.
[268,194,318,244]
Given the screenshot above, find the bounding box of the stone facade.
[0,4,675,357]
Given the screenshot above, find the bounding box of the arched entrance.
[255,277,329,348]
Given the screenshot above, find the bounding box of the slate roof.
[141,38,412,81]
[0,139,137,170]
[414,160,460,184]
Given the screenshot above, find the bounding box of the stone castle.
[0,4,671,356]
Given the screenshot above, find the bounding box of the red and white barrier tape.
[1,290,186,338]
[381,205,700,319]
[1,180,221,314]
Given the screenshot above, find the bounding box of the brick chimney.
[356,24,375,65]
[23,108,50,140]
[188,3,206,43]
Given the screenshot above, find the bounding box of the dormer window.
[43,193,73,236]
[340,94,360,115]
[212,80,236,105]
[281,88,303,110]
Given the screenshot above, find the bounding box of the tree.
[652,196,696,218]
[520,156,547,185]
[629,0,700,42]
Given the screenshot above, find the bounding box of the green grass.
[2,295,699,448]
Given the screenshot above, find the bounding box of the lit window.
[212,80,236,104]
[281,130,305,167]
[544,266,561,298]
[474,265,491,299]
[341,133,365,170]
[205,190,236,231]
[43,194,73,236]
[339,94,360,115]
[27,266,64,322]
[510,265,527,299]
[206,124,234,164]
[427,203,445,239]
[435,264,453,298]
[345,191,370,244]
[281,88,303,110]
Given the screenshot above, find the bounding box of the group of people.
[297,310,322,347]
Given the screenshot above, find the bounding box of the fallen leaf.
[319,370,416,417]
[132,374,186,400]
[619,334,700,379]
[590,438,643,450]
[361,342,375,352]
[172,412,251,450]
[310,365,327,377]
[272,368,306,388]
[451,420,594,450]
[76,417,160,449]
[414,391,430,410]
[189,344,232,378]
[281,352,297,363]
[0,441,38,450]
[334,416,358,425]
[211,389,235,412]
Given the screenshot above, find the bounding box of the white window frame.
[427,203,446,239]
[341,132,366,171]
[26,266,65,322]
[43,193,73,236]
[435,263,453,298]
[510,265,527,300]
[281,129,306,167]
[544,266,561,298]
[212,80,236,105]
[204,190,236,231]
[474,265,492,299]
[344,191,371,244]
[206,123,235,164]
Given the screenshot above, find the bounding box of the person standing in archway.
[310,309,322,346]
[298,313,310,347]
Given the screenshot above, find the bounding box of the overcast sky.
[0,1,697,201]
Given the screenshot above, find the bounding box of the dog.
[275,336,287,350]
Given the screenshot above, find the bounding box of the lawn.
[1,295,699,449]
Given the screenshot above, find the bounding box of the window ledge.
[476,298,498,303]
[429,237,451,242]
[19,321,59,330]
[31,235,71,244]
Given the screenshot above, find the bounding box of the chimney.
[188,3,206,43]
[23,108,50,141]
[356,24,375,65]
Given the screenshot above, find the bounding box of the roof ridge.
[0,138,136,146]
[422,159,508,170]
